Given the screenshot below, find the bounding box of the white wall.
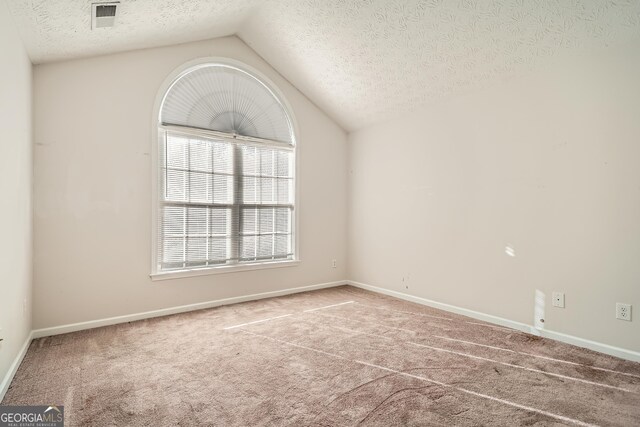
[0,0,33,387]
[348,43,640,352]
[33,36,348,329]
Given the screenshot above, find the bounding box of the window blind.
[156,63,296,273]
[158,131,294,270]
[161,65,294,145]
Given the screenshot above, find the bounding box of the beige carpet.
[3,285,640,426]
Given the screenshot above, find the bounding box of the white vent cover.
[91,2,119,29]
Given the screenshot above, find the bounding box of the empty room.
[1,0,639,425]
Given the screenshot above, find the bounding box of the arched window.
[152,61,296,277]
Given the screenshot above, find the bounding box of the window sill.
[150,259,301,281]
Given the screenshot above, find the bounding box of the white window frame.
[150,58,300,281]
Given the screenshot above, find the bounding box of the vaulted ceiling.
[7,0,640,131]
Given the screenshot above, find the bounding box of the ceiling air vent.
[91,2,119,29]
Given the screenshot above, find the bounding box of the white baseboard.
[0,331,34,403]
[348,280,640,363]
[32,280,347,339]
[348,280,535,334]
[538,329,640,362]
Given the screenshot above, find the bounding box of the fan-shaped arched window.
[152,61,297,277]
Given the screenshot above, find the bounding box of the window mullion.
[231,144,242,264]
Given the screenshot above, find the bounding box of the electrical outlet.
[616,303,632,321]
[552,292,565,308]
[331,259,337,268]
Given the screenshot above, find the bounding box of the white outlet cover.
[552,292,565,308]
[616,303,632,321]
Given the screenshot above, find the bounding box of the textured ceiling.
[240,0,640,130]
[7,0,640,130]
[4,0,261,63]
